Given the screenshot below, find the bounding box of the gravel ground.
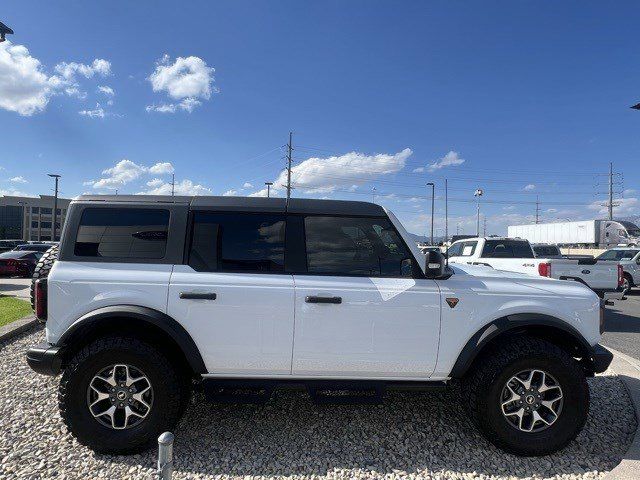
[1,328,637,480]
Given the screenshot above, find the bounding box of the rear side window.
[482,240,534,258]
[304,216,413,277]
[188,212,285,273]
[74,208,170,259]
[447,241,477,257]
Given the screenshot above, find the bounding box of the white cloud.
[90,159,147,189]
[0,187,34,197]
[98,85,114,96]
[523,184,536,191]
[242,182,253,189]
[0,42,56,115]
[412,167,425,173]
[503,205,516,211]
[149,162,175,174]
[588,197,639,216]
[222,189,238,196]
[146,178,164,188]
[146,54,216,113]
[257,148,412,195]
[9,176,27,184]
[78,103,105,118]
[138,179,211,196]
[427,151,465,172]
[0,41,111,116]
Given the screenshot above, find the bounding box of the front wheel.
[59,337,186,454]
[462,337,589,456]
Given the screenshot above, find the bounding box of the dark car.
[0,251,43,277]
[0,239,23,254]
[13,244,55,253]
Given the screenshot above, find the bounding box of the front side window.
[188,212,285,273]
[597,249,640,261]
[447,242,464,257]
[304,216,413,277]
[74,208,170,259]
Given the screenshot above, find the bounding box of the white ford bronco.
[26,195,612,456]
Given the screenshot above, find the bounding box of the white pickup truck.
[447,237,623,296]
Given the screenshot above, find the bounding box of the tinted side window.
[482,240,534,258]
[447,242,463,257]
[189,212,285,273]
[74,208,169,258]
[304,216,412,277]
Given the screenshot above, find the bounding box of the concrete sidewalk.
[603,348,640,479]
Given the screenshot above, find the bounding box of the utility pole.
[608,162,614,220]
[285,132,293,206]
[427,182,435,245]
[171,173,175,197]
[474,188,483,237]
[265,182,273,198]
[445,179,448,243]
[483,216,487,237]
[535,195,540,224]
[371,186,377,203]
[48,174,61,241]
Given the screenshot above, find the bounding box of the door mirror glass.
[400,258,414,277]
[424,250,445,278]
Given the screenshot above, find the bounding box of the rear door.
[168,211,295,376]
[291,215,441,379]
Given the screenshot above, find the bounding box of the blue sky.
[1,1,639,236]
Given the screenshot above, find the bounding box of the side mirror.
[424,250,446,279]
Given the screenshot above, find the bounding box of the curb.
[0,314,39,343]
[602,348,640,480]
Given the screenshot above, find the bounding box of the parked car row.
[0,241,58,278]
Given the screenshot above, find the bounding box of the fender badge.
[446,297,459,308]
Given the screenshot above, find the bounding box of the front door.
[291,215,441,378]
[168,211,294,375]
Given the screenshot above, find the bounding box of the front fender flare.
[57,305,207,374]
[449,313,593,378]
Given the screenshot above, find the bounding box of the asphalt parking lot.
[602,289,640,360]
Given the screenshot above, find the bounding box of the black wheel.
[462,336,589,456]
[30,244,59,311]
[622,273,633,292]
[59,336,186,454]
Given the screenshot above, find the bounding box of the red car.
[0,251,43,278]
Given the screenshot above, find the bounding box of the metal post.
[608,162,613,220]
[265,182,273,198]
[474,188,483,237]
[444,179,448,244]
[48,174,61,241]
[285,132,293,207]
[427,182,434,245]
[157,432,174,480]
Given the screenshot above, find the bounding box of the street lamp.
[0,21,13,42]
[264,182,273,198]
[426,182,435,245]
[17,201,28,242]
[48,174,61,241]
[474,188,484,237]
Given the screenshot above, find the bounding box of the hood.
[449,263,596,298]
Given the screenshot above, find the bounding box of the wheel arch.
[450,313,594,379]
[57,305,207,377]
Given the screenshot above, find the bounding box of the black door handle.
[179,292,217,300]
[305,296,342,304]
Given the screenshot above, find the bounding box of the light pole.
[48,174,61,241]
[426,182,435,245]
[371,186,377,203]
[264,182,273,198]
[18,201,28,242]
[474,188,484,237]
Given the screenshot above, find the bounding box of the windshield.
[617,221,640,237]
[597,249,640,261]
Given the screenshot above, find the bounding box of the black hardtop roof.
[74,195,386,216]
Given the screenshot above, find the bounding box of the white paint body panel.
[45,261,173,344]
[433,263,601,378]
[167,266,295,375]
[291,275,441,377]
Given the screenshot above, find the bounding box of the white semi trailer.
[508,220,640,248]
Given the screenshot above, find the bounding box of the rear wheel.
[462,337,589,456]
[622,273,633,292]
[59,336,186,454]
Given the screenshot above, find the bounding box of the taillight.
[35,279,47,322]
[538,262,552,277]
[617,265,624,288]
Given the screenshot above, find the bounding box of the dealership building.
[0,195,71,241]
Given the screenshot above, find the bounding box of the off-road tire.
[59,336,185,454]
[462,336,589,456]
[30,244,59,311]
